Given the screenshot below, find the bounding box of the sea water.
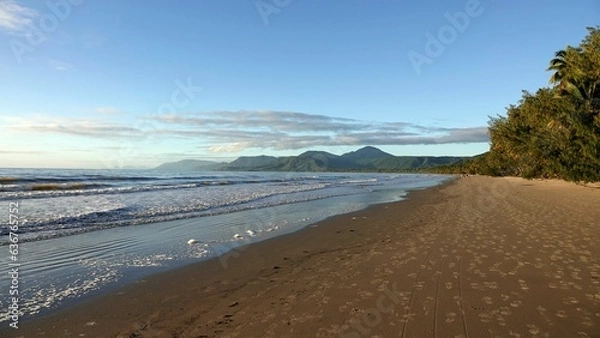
[0,169,450,322]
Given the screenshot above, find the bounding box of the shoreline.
[4,176,600,337]
[3,179,453,336]
[0,173,450,325]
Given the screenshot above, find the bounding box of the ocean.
[0,168,450,322]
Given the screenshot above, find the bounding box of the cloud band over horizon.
[5,110,489,154]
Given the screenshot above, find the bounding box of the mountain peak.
[342,146,394,160]
[298,150,338,158]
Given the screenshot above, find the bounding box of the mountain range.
[155,146,469,172]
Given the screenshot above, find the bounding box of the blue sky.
[0,0,598,168]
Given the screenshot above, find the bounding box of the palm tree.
[547,46,598,115]
[548,49,568,86]
[547,47,586,94]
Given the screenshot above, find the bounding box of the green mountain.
[298,150,353,170]
[339,146,395,169]
[341,146,394,161]
[155,146,468,172]
[223,155,278,170]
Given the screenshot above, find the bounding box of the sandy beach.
[4,176,600,337]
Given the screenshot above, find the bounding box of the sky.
[0,0,598,169]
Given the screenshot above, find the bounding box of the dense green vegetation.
[433,27,600,182]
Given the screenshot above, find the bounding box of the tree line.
[432,27,600,182]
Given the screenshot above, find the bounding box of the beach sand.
[4,176,600,337]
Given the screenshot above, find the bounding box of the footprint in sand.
[527,324,540,335]
[370,278,384,285]
[498,306,512,316]
[570,282,583,290]
[581,316,595,327]
[510,300,523,308]
[484,281,498,289]
[445,312,457,323]
[358,290,374,299]
[576,307,592,316]
[482,296,493,305]
[555,310,567,318]
[478,312,493,323]
[517,279,529,291]
[470,282,485,291]
[445,282,453,290]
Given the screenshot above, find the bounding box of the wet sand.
[4,176,600,337]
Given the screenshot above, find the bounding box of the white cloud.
[154,110,366,133]
[7,115,142,138]
[0,0,38,35]
[4,111,490,153]
[208,142,252,153]
[150,110,489,152]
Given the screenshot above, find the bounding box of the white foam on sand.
[0,268,119,321]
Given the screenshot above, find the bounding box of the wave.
[0,170,449,246]
[0,175,157,184]
[339,178,378,184]
[0,177,340,201]
[0,184,339,245]
[0,184,186,200]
